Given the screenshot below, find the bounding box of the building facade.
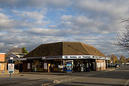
[6,48,28,72]
[6,48,25,60]
[22,42,110,72]
[0,53,7,73]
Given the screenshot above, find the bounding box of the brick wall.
[0,53,6,62]
[0,53,6,72]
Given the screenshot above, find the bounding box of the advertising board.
[8,64,14,73]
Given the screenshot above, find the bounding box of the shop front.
[22,55,109,72]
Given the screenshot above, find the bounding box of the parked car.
[115,64,120,68]
[108,63,120,68]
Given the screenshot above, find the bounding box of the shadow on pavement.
[55,82,123,86]
[51,70,129,80]
[0,77,53,86]
[89,71,129,79]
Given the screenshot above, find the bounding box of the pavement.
[0,70,19,75]
[0,68,129,86]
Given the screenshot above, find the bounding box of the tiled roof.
[24,42,105,57]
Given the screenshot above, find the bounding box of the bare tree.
[118,19,129,50]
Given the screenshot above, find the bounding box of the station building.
[22,42,110,72]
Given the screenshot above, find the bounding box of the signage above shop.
[62,55,110,60]
[25,55,110,60]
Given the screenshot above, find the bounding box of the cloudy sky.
[0,0,129,57]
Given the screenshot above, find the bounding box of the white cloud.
[0,13,14,29]
[59,15,111,34]
[12,9,47,23]
[48,25,57,28]
[61,15,73,21]
[0,9,49,30]
[27,28,60,35]
[0,28,69,52]
[0,0,72,8]
[76,0,129,18]
[73,0,129,33]
[0,8,3,11]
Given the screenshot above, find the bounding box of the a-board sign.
[66,62,72,72]
[8,64,14,73]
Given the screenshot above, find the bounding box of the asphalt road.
[0,68,129,86]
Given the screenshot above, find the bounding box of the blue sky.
[0,0,129,57]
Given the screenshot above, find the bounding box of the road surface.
[0,68,129,86]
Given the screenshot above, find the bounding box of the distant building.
[22,42,110,72]
[6,48,28,72]
[6,48,26,61]
[0,53,7,73]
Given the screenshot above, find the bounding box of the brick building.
[0,53,7,73]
